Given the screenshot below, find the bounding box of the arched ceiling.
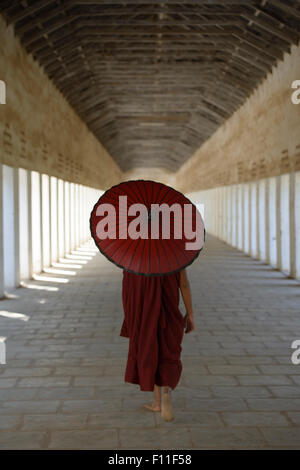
[1,0,300,172]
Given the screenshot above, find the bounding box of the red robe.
[120,269,185,392]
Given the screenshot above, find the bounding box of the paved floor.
[0,233,300,449]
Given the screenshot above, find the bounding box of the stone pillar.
[244,183,250,255]
[255,180,260,261]
[58,178,65,259]
[237,184,242,251]
[289,172,296,278]
[241,183,245,252]
[70,182,75,251]
[19,168,30,281]
[222,186,227,241]
[226,185,231,244]
[79,184,83,245]
[258,179,266,262]
[249,181,257,259]
[232,185,237,247]
[13,167,20,287]
[50,176,58,264]
[295,171,300,280]
[64,181,70,255]
[27,170,33,278]
[39,173,44,271]
[41,174,50,269]
[276,175,282,271]
[0,164,3,298]
[280,174,290,275]
[265,177,270,265]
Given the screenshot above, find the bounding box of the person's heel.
[161,392,174,422]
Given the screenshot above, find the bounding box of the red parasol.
[90,179,205,276]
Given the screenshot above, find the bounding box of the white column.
[0,164,4,298]
[265,177,270,265]
[74,183,77,249]
[211,189,215,235]
[19,168,30,280]
[228,186,232,244]
[217,187,220,237]
[79,184,83,245]
[86,186,89,240]
[41,174,50,269]
[221,186,225,242]
[276,175,282,271]
[269,177,277,268]
[215,187,219,237]
[226,185,231,244]
[217,187,220,238]
[243,183,249,254]
[57,178,65,258]
[27,170,33,278]
[69,182,72,251]
[74,184,77,248]
[77,184,80,246]
[241,183,245,252]
[70,182,75,251]
[222,186,226,241]
[250,181,257,259]
[64,181,70,255]
[236,184,239,249]
[258,179,266,262]
[83,185,86,240]
[13,167,20,286]
[210,189,213,235]
[79,184,82,244]
[75,183,78,248]
[39,173,44,270]
[206,188,212,238]
[255,180,260,260]
[88,187,92,239]
[50,176,58,264]
[295,171,300,280]
[31,171,42,274]
[237,184,242,250]
[223,186,227,242]
[280,173,290,275]
[231,185,237,247]
[3,165,16,287]
[82,185,85,243]
[289,172,296,278]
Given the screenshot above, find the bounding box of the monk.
[120,267,195,421]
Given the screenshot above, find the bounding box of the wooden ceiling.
[1,1,300,172]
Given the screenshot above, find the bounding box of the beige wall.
[174,42,300,193]
[0,15,122,190]
[122,167,176,186]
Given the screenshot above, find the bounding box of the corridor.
[1,0,300,451]
[0,234,300,449]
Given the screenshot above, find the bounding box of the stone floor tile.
[221,411,290,426]
[0,235,299,449]
[48,429,119,449]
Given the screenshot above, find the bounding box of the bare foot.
[143,401,161,412]
[161,392,174,421]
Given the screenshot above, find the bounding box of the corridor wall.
[0,162,103,299]
[187,171,300,281]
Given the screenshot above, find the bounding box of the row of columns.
[0,163,103,298]
[188,171,300,280]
